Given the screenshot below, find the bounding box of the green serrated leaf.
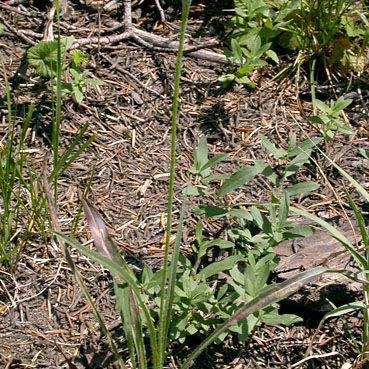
[27,41,59,78]
[70,49,89,67]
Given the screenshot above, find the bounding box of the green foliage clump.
[222,0,369,86]
[27,37,101,103]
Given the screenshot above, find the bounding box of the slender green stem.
[363,287,369,356]
[53,0,62,201]
[157,1,191,367]
[310,58,316,115]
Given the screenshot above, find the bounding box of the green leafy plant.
[61,49,102,103]
[225,0,369,85]
[219,35,277,87]
[27,37,74,78]
[51,3,338,368]
[30,15,96,196]
[309,96,352,140]
[27,36,101,103]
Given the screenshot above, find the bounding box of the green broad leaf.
[278,191,289,224]
[198,255,245,279]
[309,115,326,125]
[201,239,234,250]
[190,135,209,175]
[182,186,209,196]
[27,40,59,78]
[286,181,319,196]
[61,36,75,50]
[229,208,252,221]
[259,134,287,159]
[287,137,321,157]
[201,173,230,183]
[287,133,297,152]
[186,324,198,335]
[245,265,269,297]
[192,205,228,217]
[288,151,310,167]
[266,49,279,64]
[195,220,203,245]
[229,266,245,285]
[175,286,187,298]
[250,206,272,234]
[73,87,84,103]
[218,74,235,84]
[235,75,255,87]
[217,166,258,197]
[315,99,329,113]
[141,265,154,285]
[200,153,228,173]
[284,225,313,238]
[261,312,302,325]
[85,78,103,85]
[322,301,364,320]
[217,284,229,300]
[256,41,272,57]
[61,83,73,95]
[331,97,352,114]
[70,67,81,80]
[198,239,234,259]
[231,38,243,62]
[237,65,254,75]
[338,125,353,135]
[181,267,327,369]
[254,160,278,185]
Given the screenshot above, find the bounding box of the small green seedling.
[219,36,277,87]
[309,96,352,140]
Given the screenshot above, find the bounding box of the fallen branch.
[71,27,227,64]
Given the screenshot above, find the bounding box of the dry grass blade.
[81,197,123,266]
[44,190,127,368]
[82,198,111,258]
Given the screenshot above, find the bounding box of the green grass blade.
[162,199,187,348]
[66,250,127,369]
[53,231,159,365]
[50,122,93,180]
[158,1,191,367]
[345,190,369,247]
[53,0,62,199]
[115,283,145,369]
[180,266,327,369]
